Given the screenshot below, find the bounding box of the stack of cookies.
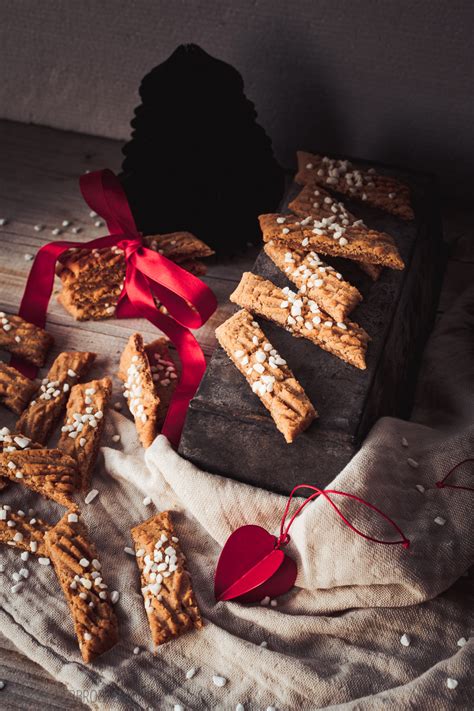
[217,151,413,443]
[56,231,214,321]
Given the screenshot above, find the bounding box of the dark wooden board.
[179,159,445,495]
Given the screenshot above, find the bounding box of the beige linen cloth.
[0,288,473,710]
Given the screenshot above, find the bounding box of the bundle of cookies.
[0,316,202,663]
[56,231,214,321]
[217,152,413,443]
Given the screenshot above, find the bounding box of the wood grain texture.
[0,119,256,706]
[0,120,472,707]
[179,164,446,493]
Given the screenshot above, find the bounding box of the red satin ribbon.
[12,169,217,446]
[276,484,410,549]
[436,458,474,492]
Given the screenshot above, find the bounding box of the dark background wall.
[0,0,472,196]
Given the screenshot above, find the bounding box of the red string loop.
[276,484,410,550]
[12,169,217,447]
[435,458,474,492]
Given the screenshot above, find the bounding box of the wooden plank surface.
[0,118,257,706]
[0,119,472,706]
[179,165,445,492]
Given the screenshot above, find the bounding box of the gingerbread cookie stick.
[0,504,51,557]
[0,427,42,490]
[0,362,37,414]
[216,309,317,441]
[145,339,178,424]
[143,232,214,263]
[295,151,414,221]
[264,241,362,323]
[288,183,383,280]
[45,511,119,663]
[118,334,161,448]
[230,273,369,370]
[16,351,96,443]
[259,213,404,270]
[131,511,202,647]
[0,448,77,507]
[57,377,112,491]
[0,312,53,367]
[0,429,42,453]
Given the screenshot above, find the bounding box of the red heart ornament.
[214,524,297,603]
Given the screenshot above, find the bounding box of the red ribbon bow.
[12,169,217,446]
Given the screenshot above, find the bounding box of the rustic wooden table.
[0,119,472,708]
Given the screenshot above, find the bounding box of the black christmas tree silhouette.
[121,44,284,255]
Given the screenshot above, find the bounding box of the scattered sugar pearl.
[52,228,62,235]
[124,546,135,556]
[143,496,152,506]
[400,633,411,647]
[95,220,104,228]
[85,488,99,504]
[446,678,458,690]
[174,705,184,711]
[112,434,121,442]
[20,551,29,562]
[266,707,277,711]
[457,637,467,647]
[113,402,122,411]
[401,437,409,447]
[23,253,34,261]
[434,516,446,526]
[270,599,277,607]
[110,590,120,604]
[407,458,419,469]
[79,558,90,568]
[89,210,97,218]
[236,705,245,711]
[68,512,78,523]
[11,582,23,593]
[212,675,227,687]
[133,646,140,655]
[389,192,396,199]
[0,680,4,689]
[260,596,270,606]
[276,217,286,224]
[72,226,82,234]
[34,224,43,232]
[281,227,289,235]
[260,641,268,648]
[185,667,197,680]
[415,484,425,493]
[0,218,8,226]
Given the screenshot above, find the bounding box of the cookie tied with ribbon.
[215,484,410,603]
[12,169,217,446]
